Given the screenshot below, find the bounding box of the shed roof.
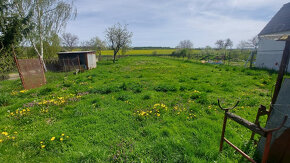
[259,2,290,36]
[57,51,95,55]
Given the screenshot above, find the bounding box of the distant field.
[101,49,176,55]
[101,49,204,55]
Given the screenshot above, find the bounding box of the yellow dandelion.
[60,138,63,141]
[19,90,27,93]
[156,113,160,117]
[40,141,43,144]
[140,111,146,116]
[50,137,55,141]
[41,145,46,149]
[61,133,65,136]
[0,139,3,143]
[12,136,15,140]
[66,136,69,138]
[2,132,8,136]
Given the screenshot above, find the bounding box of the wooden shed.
[57,51,97,70]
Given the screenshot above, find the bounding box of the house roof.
[259,2,290,36]
[57,51,95,55]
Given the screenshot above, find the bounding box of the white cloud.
[65,0,289,47]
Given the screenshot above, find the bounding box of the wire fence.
[45,57,81,72]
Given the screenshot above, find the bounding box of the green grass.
[0,56,276,162]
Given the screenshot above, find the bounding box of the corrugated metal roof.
[57,51,95,55]
[259,2,290,36]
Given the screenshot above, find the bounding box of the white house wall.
[256,38,290,72]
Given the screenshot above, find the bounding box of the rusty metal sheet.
[16,58,46,90]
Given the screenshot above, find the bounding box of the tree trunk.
[36,1,47,72]
[224,49,226,64]
[113,52,117,63]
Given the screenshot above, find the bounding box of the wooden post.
[270,38,290,114]
[77,56,81,72]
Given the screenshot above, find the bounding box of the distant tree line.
[171,38,254,64]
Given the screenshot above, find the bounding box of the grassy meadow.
[0,56,276,162]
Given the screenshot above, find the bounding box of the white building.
[256,2,290,72]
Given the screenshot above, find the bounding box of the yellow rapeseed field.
[101,49,176,55]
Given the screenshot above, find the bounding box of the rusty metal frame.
[218,99,287,163]
[14,55,26,88]
[250,105,269,141]
[14,54,47,90]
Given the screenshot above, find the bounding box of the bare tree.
[62,32,79,50]
[105,23,133,63]
[215,40,224,49]
[237,40,250,50]
[93,37,106,56]
[215,38,233,63]
[248,36,259,68]
[248,36,259,50]
[177,40,193,49]
[15,0,77,71]
[237,36,259,50]
[224,38,233,49]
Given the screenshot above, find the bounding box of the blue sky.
[65,0,290,48]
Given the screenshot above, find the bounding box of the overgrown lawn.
[0,56,276,162]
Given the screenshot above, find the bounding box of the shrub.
[120,82,128,91]
[0,93,10,106]
[128,82,143,93]
[91,98,101,108]
[154,84,178,92]
[117,94,130,101]
[0,74,9,81]
[152,51,157,56]
[190,91,209,104]
[143,94,151,100]
[39,87,54,96]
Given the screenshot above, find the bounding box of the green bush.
[154,84,178,92]
[0,74,9,81]
[143,94,151,100]
[0,93,10,106]
[117,94,130,101]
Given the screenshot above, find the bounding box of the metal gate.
[15,57,46,90]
